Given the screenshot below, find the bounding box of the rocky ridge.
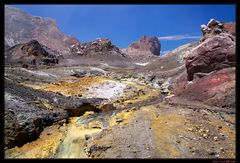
[5,40,61,66]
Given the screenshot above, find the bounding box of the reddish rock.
[5,40,59,65]
[223,22,236,36]
[172,68,235,109]
[171,19,236,111]
[185,26,235,81]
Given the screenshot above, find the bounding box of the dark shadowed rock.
[4,92,67,149]
[5,40,60,66]
[4,75,111,149]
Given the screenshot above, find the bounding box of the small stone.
[189,146,194,150]
[220,147,224,151]
[220,133,224,137]
[206,129,209,133]
[91,124,101,129]
[213,136,218,141]
[131,107,137,111]
[195,125,200,129]
[209,152,216,156]
[187,128,193,132]
[116,118,123,123]
[179,135,183,138]
[203,134,208,138]
[176,140,181,143]
[127,145,131,148]
[218,126,222,129]
[85,134,92,141]
[199,129,204,133]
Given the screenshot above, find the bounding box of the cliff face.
[4,5,80,57]
[170,19,235,112]
[129,36,161,56]
[122,36,161,61]
[185,19,235,81]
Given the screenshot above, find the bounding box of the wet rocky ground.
[4,65,235,159]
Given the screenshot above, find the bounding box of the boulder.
[185,19,235,81]
[200,19,235,39]
[207,19,220,28]
[4,92,67,149]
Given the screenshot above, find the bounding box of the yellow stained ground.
[55,117,101,158]
[22,76,111,96]
[9,74,235,159]
[5,124,66,158]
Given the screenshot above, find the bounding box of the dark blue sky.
[11,5,235,52]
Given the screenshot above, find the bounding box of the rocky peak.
[71,38,125,57]
[200,18,235,41]
[128,35,161,56]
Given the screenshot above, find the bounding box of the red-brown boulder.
[185,32,235,81]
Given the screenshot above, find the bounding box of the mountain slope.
[5,5,80,57]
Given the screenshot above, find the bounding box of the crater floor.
[4,66,235,159]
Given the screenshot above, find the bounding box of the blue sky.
[10,5,235,53]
